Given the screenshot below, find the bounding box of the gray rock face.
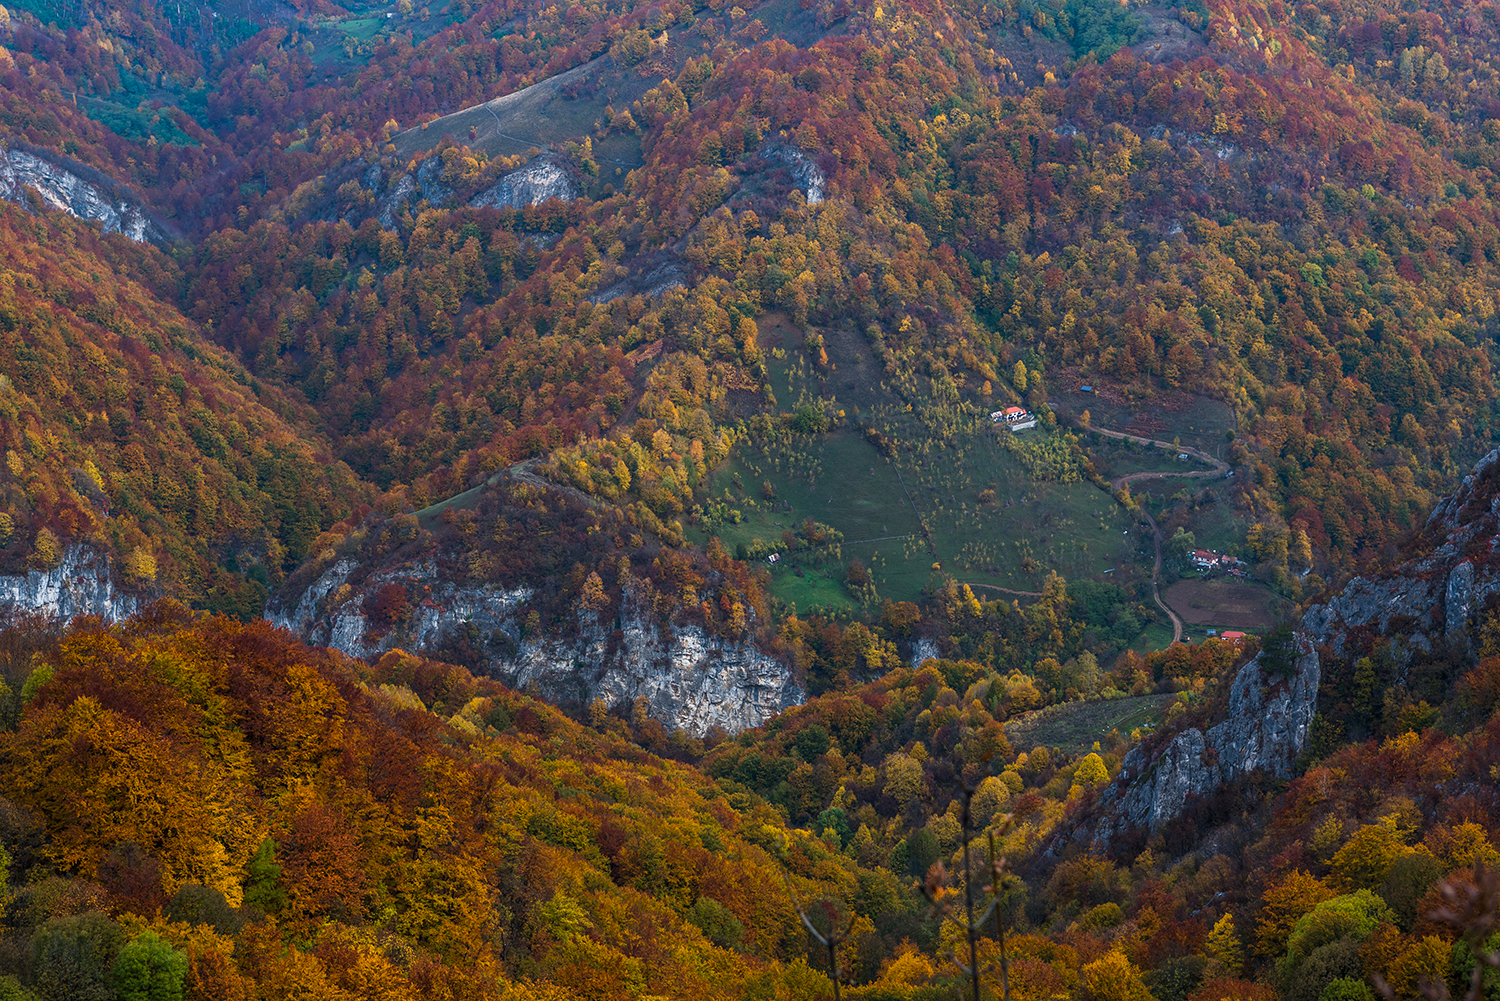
[909,636,940,669]
[586,257,686,305]
[469,154,579,210]
[1095,632,1319,842]
[1091,444,1500,844]
[0,546,140,622]
[1296,444,1500,662]
[267,559,802,736]
[0,146,162,243]
[762,145,825,204]
[376,173,418,229]
[372,154,577,229]
[1446,561,1475,642]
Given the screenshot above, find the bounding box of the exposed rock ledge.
[468,154,579,210]
[1090,444,1500,846]
[761,145,825,204]
[0,546,140,623]
[1091,631,1319,845]
[0,146,163,243]
[372,153,579,229]
[267,558,802,736]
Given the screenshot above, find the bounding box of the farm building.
[989,406,1037,430]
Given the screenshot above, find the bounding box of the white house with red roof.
[989,406,1037,430]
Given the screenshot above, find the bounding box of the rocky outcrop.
[909,636,939,669]
[1093,632,1319,843]
[0,546,140,623]
[373,163,450,230]
[761,145,825,204]
[268,558,802,736]
[371,153,578,229]
[1297,444,1500,661]
[1091,444,1500,845]
[469,154,579,210]
[0,146,163,243]
[585,256,686,305]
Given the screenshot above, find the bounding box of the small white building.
[991,406,1037,431]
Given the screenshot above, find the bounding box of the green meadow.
[693,342,1141,613]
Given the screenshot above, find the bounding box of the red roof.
[1003,406,1026,415]
[1221,631,1247,640]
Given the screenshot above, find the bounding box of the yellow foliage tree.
[1080,948,1154,1001]
[1205,913,1243,976]
[2,694,250,902]
[1075,752,1109,786]
[878,943,934,986]
[578,571,609,612]
[1255,869,1336,959]
[1386,936,1453,999]
[125,546,158,583]
[1330,815,1417,891]
[32,527,61,570]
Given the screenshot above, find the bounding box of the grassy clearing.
[1178,492,1250,554]
[1129,621,1176,654]
[1085,434,1213,479]
[697,323,1144,612]
[337,16,387,40]
[1007,693,1177,755]
[1050,387,1236,462]
[415,476,492,531]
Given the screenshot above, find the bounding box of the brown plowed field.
[1162,579,1279,629]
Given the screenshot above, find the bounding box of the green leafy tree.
[242,838,287,913]
[32,912,124,1001]
[0,976,38,1001]
[817,807,852,849]
[1168,528,1197,561]
[1318,979,1375,1001]
[1284,890,1396,971]
[684,896,744,950]
[110,932,187,1001]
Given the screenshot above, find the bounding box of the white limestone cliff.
[0,546,140,622]
[0,146,163,242]
[267,558,802,736]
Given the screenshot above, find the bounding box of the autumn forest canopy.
[1,0,1500,993]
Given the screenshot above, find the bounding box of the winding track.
[433,420,1226,640]
[1090,424,1231,645]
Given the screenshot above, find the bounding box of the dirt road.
[1093,425,1231,645]
[1136,504,1183,643]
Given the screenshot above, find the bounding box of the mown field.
[696,322,1144,612]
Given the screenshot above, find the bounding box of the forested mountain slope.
[0,0,1496,622]
[1,0,1500,995]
